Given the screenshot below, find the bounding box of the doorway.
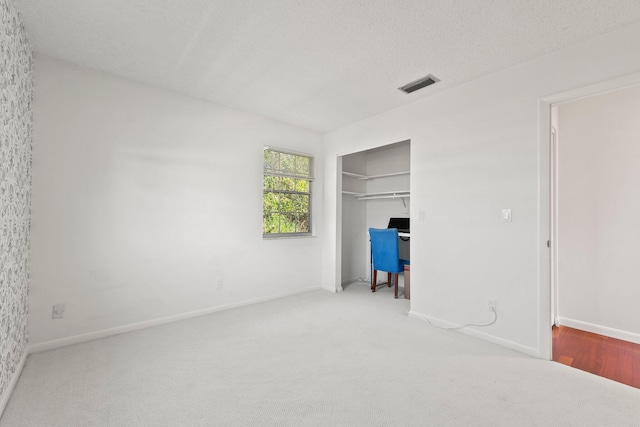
[542,80,640,385]
[539,72,640,360]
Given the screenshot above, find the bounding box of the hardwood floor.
[552,326,640,389]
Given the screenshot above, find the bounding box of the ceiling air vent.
[398,74,439,94]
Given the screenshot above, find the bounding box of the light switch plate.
[502,209,512,222]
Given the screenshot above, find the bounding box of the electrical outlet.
[217,278,224,290]
[52,303,65,319]
[487,299,497,312]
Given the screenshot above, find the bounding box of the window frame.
[262,147,314,239]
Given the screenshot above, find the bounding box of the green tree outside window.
[263,148,313,236]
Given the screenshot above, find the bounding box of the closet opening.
[339,140,411,298]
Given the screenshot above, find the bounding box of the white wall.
[340,152,366,283]
[323,21,640,356]
[365,141,411,232]
[557,85,640,340]
[29,56,324,346]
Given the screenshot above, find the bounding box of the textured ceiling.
[14,0,640,132]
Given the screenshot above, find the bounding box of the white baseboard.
[558,317,640,344]
[0,350,27,419]
[29,286,322,354]
[408,310,540,358]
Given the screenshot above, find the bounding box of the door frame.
[549,124,558,327]
[537,72,640,360]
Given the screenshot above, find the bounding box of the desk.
[398,233,410,262]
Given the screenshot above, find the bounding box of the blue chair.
[369,228,410,299]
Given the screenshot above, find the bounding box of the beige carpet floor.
[1,282,639,426]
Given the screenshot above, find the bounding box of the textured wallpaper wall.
[0,0,33,403]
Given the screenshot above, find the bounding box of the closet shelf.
[342,171,368,179]
[342,190,410,201]
[342,170,410,180]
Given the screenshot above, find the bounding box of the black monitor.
[387,217,410,233]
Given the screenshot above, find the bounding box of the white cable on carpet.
[418,307,497,330]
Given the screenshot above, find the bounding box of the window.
[263,147,313,237]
